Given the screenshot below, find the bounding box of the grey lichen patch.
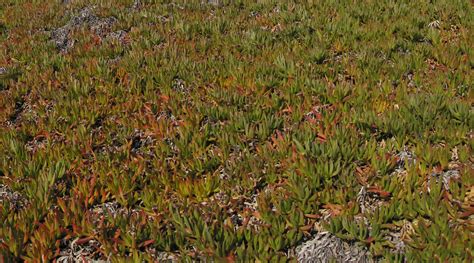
[147,250,178,262]
[90,201,126,222]
[357,186,386,214]
[51,7,128,53]
[131,0,142,10]
[0,184,27,210]
[430,169,461,191]
[395,149,416,170]
[296,231,372,263]
[57,237,107,263]
[106,29,128,44]
[202,0,222,7]
[171,77,188,93]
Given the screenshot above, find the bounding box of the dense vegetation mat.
[0,0,473,261]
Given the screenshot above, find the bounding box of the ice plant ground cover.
[0,0,473,261]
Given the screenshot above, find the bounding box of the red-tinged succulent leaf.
[138,239,154,248]
[323,204,343,216]
[364,236,375,244]
[299,224,313,232]
[75,236,94,245]
[459,206,474,219]
[316,133,327,142]
[225,253,236,263]
[304,214,321,219]
[367,186,391,198]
